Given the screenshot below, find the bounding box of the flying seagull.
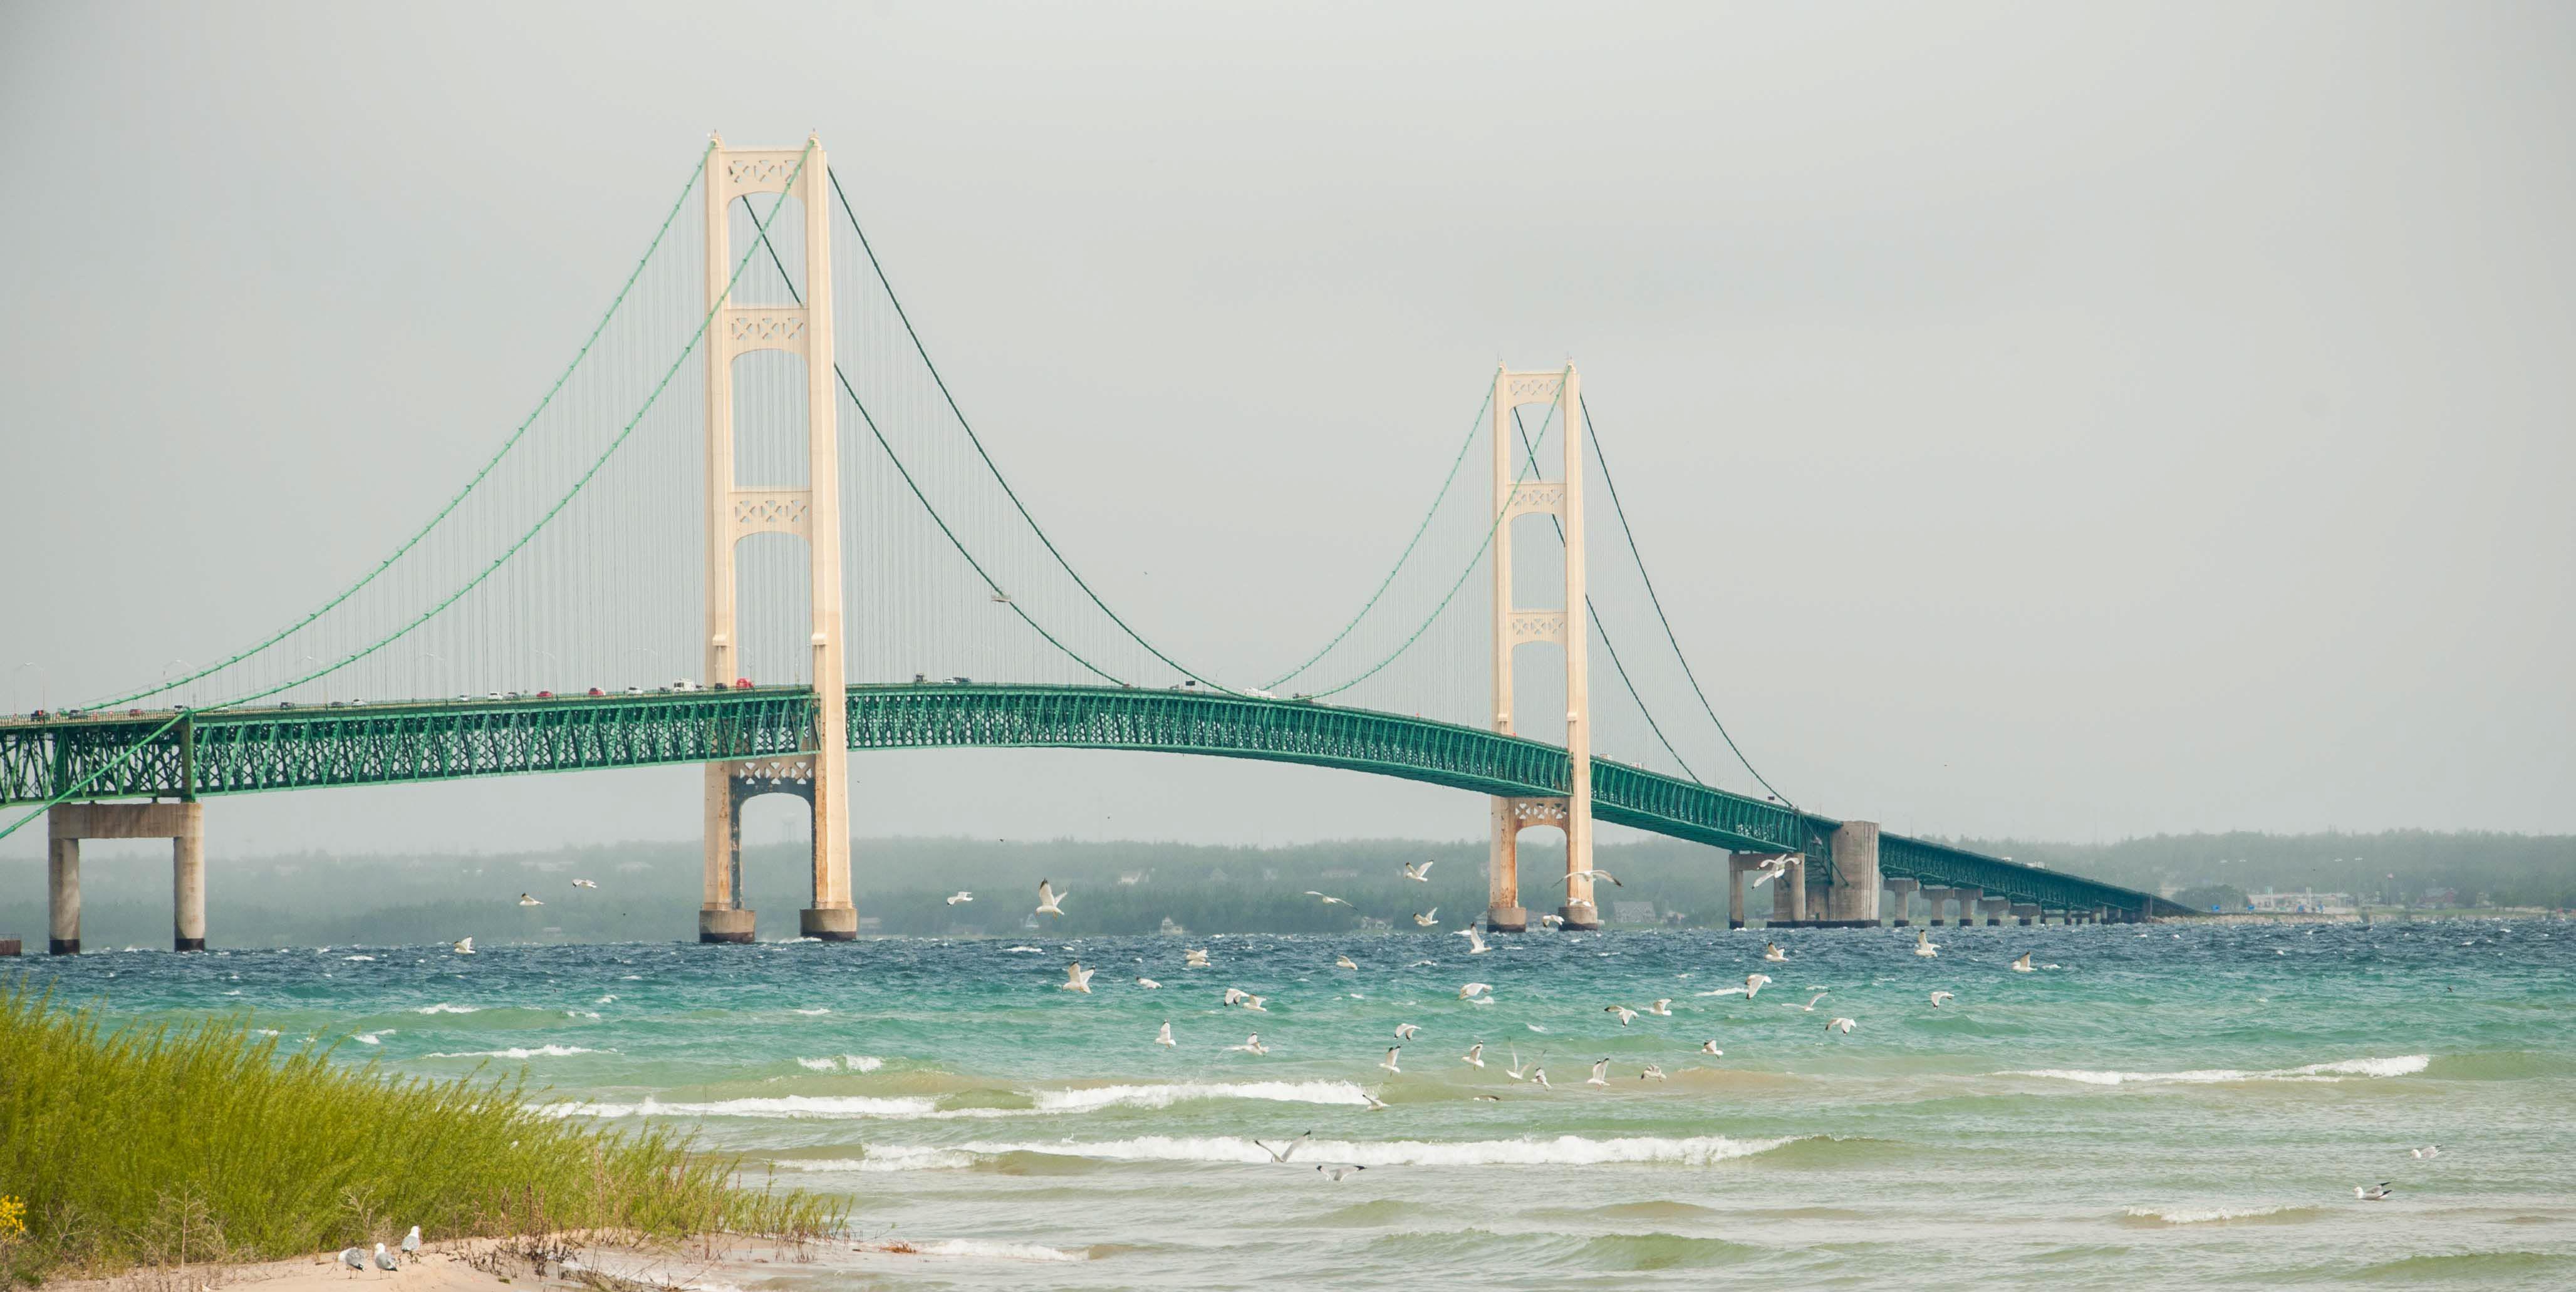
[1137,976,1162,989]
[1254,1131,1312,1163]
[1458,982,1493,1001]
[1605,1005,1639,1026]
[1242,995,1269,1013]
[1404,860,1435,882]
[1530,1064,1552,1089]
[1458,927,1490,954]
[1361,1091,1391,1111]
[1036,879,1069,916]
[2356,1182,2394,1201]
[1061,962,1095,993]
[450,937,474,955]
[1640,1063,1668,1082]
[1763,941,1787,963]
[2411,1144,2440,1159]
[2012,951,2035,973]
[517,893,544,906]
[571,879,598,889]
[1644,998,1673,1016]
[1223,986,1251,1006]
[1745,973,1773,999]
[1586,1058,1611,1087]
[1462,1042,1485,1068]
[1827,1016,1856,1034]
[1699,1040,1723,1055]
[1394,1023,1421,1041]
[1185,948,1212,968]
[945,891,974,905]
[1747,856,1790,887]
[1800,990,1829,1013]
[1156,1021,1175,1047]
[1929,990,1955,1008]
[1317,1164,1367,1181]
[1413,909,1440,927]
[1915,929,1940,958]
[1380,1047,1404,1074]
[1569,867,1623,888]
[1230,1033,1269,1055]
[1335,955,1359,971]
[1305,891,1353,907]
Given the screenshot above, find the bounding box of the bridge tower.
[697,133,854,943]
[1484,365,1598,933]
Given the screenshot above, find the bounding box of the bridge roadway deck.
[1,683,2182,917]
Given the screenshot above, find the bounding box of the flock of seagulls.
[335,1226,420,1276]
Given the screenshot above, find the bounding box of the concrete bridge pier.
[1487,797,1567,933]
[1884,877,1919,926]
[1949,886,1983,926]
[1822,822,1881,922]
[47,802,205,953]
[1918,886,1952,925]
[1774,854,1809,924]
[1980,895,2011,924]
[1728,852,1794,929]
[2011,902,2041,925]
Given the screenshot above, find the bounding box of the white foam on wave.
[413,1003,480,1015]
[840,1133,1793,1171]
[888,1239,1089,1262]
[1031,1080,1374,1114]
[2007,1055,2430,1085]
[427,1045,611,1059]
[796,1055,885,1073]
[2123,1204,2298,1224]
[541,1094,938,1120]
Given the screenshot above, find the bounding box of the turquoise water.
[23,921,2576,1288]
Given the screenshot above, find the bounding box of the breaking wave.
[796,1055,885,1073]
[2006,1055,2429,1085]
[425,1045,611,1059]
[2120,1204,2321,1225]
[542,1094,938,1120]
[1030,1080,1374,1113]
[824,1133,1797,1171]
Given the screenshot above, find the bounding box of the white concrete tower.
[699,133,854,943]
[1484,365,1598,933]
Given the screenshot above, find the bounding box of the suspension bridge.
[0,133,2185,954]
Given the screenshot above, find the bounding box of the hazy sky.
[3,1,2570,864]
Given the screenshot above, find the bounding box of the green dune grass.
[0,981,843,1284]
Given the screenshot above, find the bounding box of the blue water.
[23,921,2576,1288]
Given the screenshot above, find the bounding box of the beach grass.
[0,981,844,1284]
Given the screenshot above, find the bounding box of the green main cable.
[189,145,816,713]
[1301,373,1567,700]
[1578,395,1794,807]
[1507,406,1702,784]
[1262,388,1493,691]
[737,199,1130,686]
[0,711,189,844]
[89,143,715,711]
[827,172,1237,694]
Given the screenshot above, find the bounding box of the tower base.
[699,909,756,944]
[1559,904,1602,932]
[801,907,859,941]
[1483,904,1528,933]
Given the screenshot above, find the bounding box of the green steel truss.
[1,684,2181,917]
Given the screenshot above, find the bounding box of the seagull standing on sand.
[400,1225,422,1263]
[1036,879,1069,916]
[945,891,974,905]
[517,893,543,906]
[338,1248,365,1277]
[374,1244,397,1271]
[1381,1047,1404,1074]
[1586,1058,1611,1087]
[1827,1016,1856,1034]
[2012,951,2035,973]
[1413,909,1440,927]
[1404,860,1435,882]
[1605,1005,1639,1026]
[1156,1021,1176,1047]
[1462,1042,1486,1068]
